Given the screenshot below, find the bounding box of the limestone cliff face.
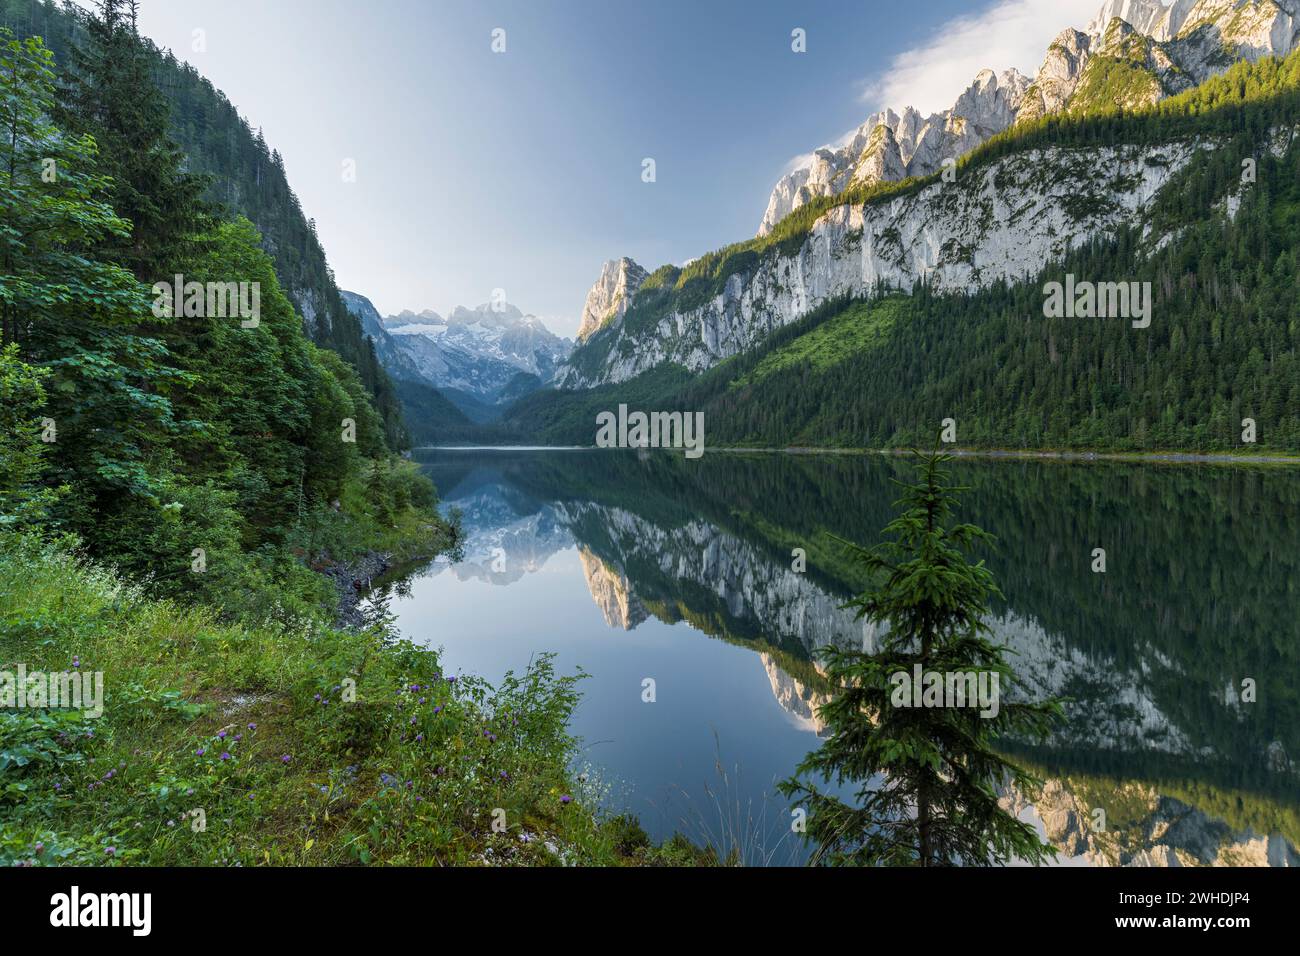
[560,138,1206,388]
[1016,30,1095,125]
[758,0,1300,236]
[757,69,1030,237]
[560,1,1300,390]
[576,258,649,342]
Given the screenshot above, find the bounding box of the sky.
[83,0,1105,338]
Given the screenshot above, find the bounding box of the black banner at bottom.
[0,864,1286,942]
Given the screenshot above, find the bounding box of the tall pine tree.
[57,0,208,278]
[780,449,1063,866]
[0,28,179,534]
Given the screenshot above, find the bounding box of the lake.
[367,447,1300,866]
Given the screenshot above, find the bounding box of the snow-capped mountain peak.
[343,292,574,415]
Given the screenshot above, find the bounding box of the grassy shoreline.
[0,532,704,867]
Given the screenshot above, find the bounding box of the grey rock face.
[757,0,1300,237]
[566,0,1300,390]
[757,69,1031,237]
[564,138,1210,387]
[577,258,649,342]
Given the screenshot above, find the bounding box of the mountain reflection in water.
[369,448,1300,867]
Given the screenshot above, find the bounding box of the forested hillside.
[503,49,1300,453]
[0,5,449,618]
[0,0,407,449]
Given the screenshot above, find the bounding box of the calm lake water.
[370,448,1300,866]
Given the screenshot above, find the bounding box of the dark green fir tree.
[781,448,1064,866]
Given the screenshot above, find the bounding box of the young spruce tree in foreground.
[780,449,1063,866]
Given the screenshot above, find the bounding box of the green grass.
[0,533,709,867]
[732,298,905,389]
[1069,57,1164,114]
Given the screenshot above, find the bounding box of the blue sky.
[99,0,1104,337]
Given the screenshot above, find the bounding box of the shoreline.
[415,444,1300,466]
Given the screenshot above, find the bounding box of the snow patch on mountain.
[343,294,573,410]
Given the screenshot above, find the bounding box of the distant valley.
[341,291,572,434]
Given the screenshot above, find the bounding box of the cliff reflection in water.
[398,448,1299,867]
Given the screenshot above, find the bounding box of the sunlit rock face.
[562,1,1300,390]
[758,0,1300,237]
[564,138,1205,387]
[577,258,649,342]
[577,547,647,630]
[757,68,1030,237]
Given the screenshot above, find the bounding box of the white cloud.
[859,0,1107,115]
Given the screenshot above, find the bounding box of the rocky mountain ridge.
[557,135,1225,387]
[577,258,650,342]
[554,0,1300,390]
[758,0,1300,235]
